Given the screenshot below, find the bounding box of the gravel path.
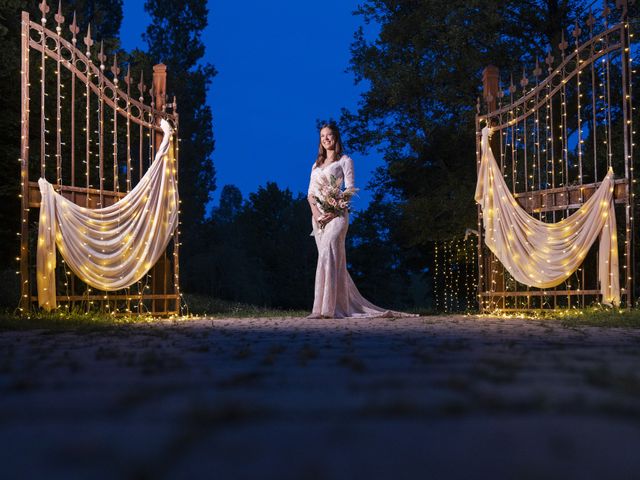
[1,315,639,479]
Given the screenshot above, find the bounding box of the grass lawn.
[1,294,640,331]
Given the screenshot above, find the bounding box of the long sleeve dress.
[308,155,415,318]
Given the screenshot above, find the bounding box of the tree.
[189,182,318,309]
[187,185,246,300]
[235,183,316,308]
[213,185,243,224]
[142,0,216,229]
[341,0,588,250]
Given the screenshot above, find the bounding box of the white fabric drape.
[37,119,179,310]
[474,126,619,305]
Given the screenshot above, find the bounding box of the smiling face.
[320,127,336,151]
[316,124,344,167]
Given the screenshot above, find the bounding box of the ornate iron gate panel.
[476,3,634,311]
[19,2,181,315]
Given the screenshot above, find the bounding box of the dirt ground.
[1,315,639,479]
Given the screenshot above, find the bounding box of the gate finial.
[520,66,529,90]
[124,64,131,87]
[533,58,542,78]
[572,20,582,40]
[39,1,50,25]
[83,23,93,57]
[558,31,568,57]
[545,50,554,70]
[149,84,155,109]
[69,11,79,44]
[54,1,64,33]
[111,55,120,83]
[98,41,106,70]
[138,71,147,102]
[586,11,596,33]
[602,0,611,20]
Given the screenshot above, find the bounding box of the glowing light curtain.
[37,119,179,310]
[474,126,620,305]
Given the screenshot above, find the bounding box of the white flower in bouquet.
[314,174,358,224]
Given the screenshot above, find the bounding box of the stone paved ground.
[1,315,640,479]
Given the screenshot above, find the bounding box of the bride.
[307,124,416,319]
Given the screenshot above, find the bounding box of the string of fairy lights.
[433,237,478,313]
[18,1,183,316]
[624,17,635,306]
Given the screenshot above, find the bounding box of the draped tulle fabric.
[37,119,179,310]
[308,156,416,318]
[475,126,620,305]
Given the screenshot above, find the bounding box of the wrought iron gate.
[19,2,181,315]
[476,2,635,311]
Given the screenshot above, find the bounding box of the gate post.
[482,65,500,113]
[152,63,173,313]
[153,63,167,150]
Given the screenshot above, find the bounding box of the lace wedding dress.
[308,155,416,318]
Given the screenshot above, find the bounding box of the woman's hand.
[318,212,337,228]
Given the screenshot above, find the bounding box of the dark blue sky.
[119,0,383,214]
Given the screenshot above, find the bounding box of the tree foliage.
[143,0,216,230]
[189,183,318,309]
[341,0,589,247]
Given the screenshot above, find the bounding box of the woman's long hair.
[315,124,344,168]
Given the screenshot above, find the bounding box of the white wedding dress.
[308,155,416,318]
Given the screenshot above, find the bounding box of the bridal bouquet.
[314,174,358,217]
